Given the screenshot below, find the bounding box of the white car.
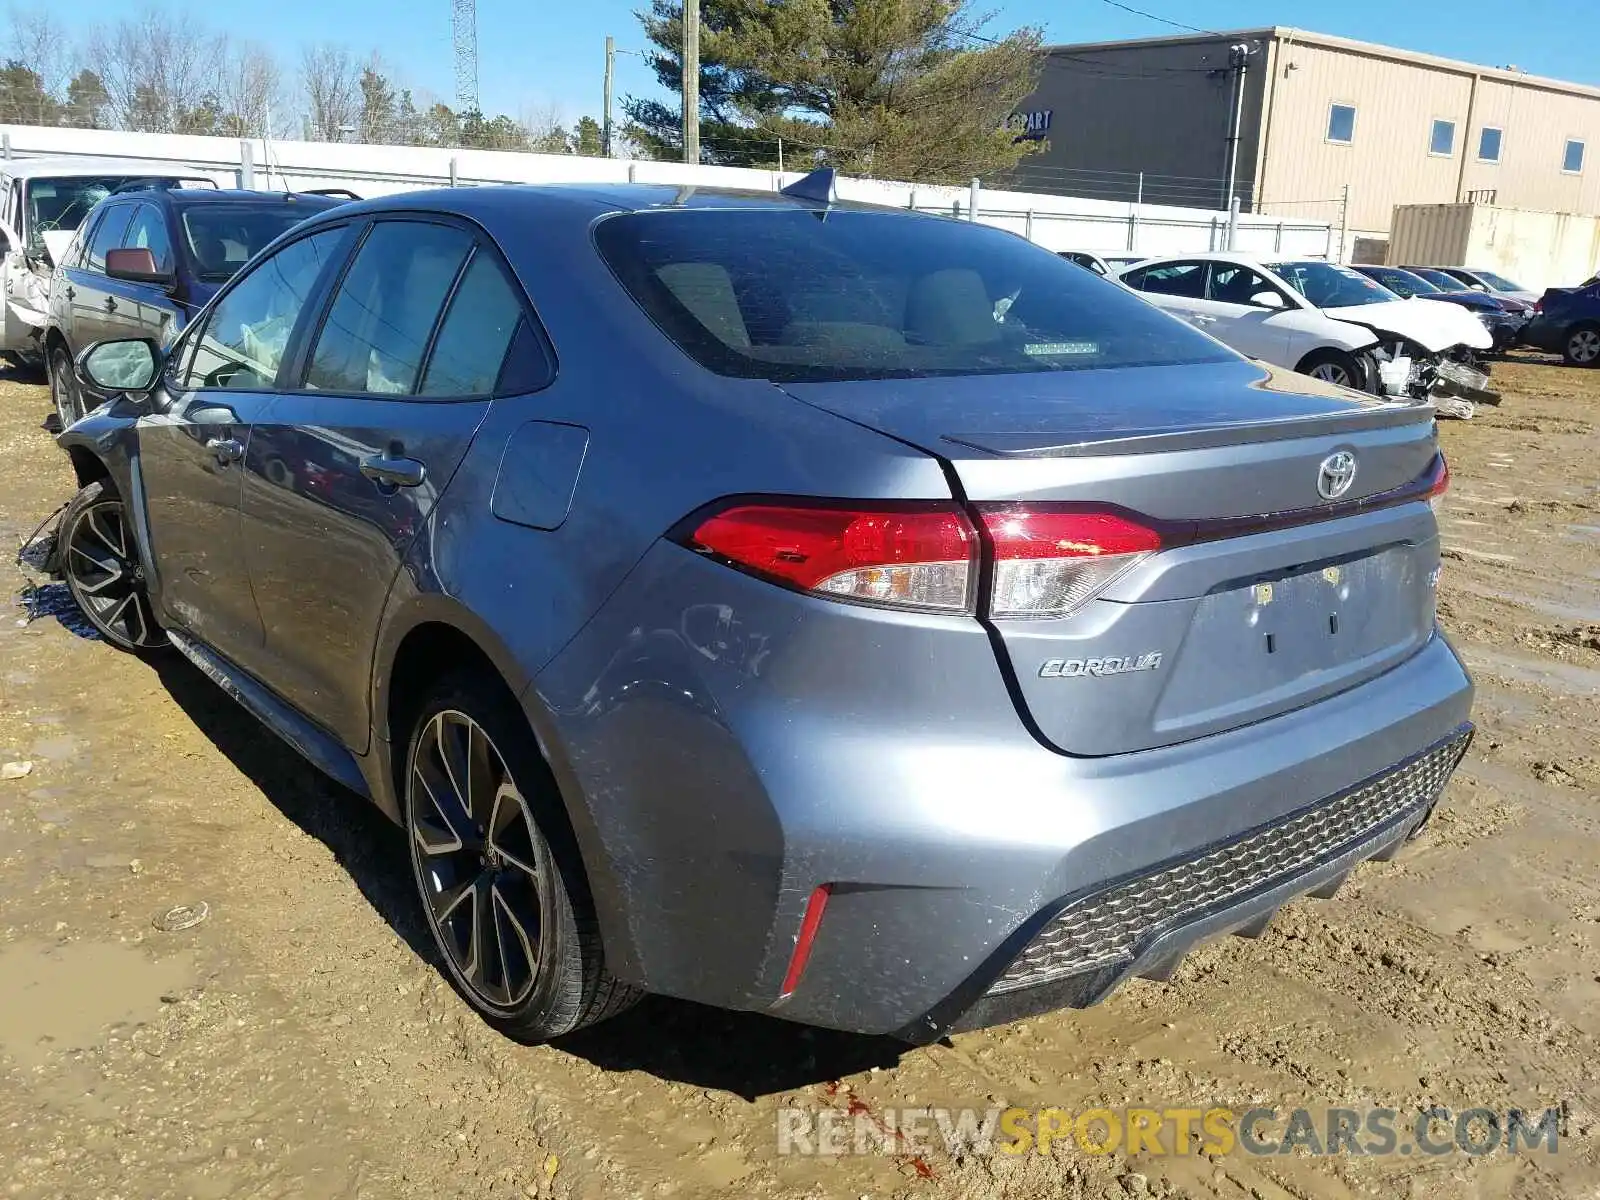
[1,157,216,367]
[1119,253,1493,399]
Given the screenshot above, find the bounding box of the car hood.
[1322,297,1493,352]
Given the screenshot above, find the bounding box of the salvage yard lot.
[1,357,1598,1200]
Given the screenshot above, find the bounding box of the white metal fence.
[0,124,1334,260]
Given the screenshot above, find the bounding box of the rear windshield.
[182,203,336,280]
[593,209,1231,382]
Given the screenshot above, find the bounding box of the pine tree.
[621,0,1044,182]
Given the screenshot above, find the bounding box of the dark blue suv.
[1523,277,1600,366]
[44,186,350,426]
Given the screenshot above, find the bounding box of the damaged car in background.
[1120,254,1496,415]
[1,157,218,369]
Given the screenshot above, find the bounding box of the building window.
[1478,127,1503,163]
[1564,139,1586,174]
[1429,119,1456,157]
[1326,103,1356,145]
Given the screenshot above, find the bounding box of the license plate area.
[1152,547,1434,735]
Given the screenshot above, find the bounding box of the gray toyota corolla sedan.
[53,172,1473,1044]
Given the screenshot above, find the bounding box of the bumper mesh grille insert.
[989,731,1470,995]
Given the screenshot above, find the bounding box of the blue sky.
[58,0,1600,127]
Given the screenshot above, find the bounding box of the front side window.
[1267,261,1399,309]
[1472,268,1526,292]
[595,211,1230,382]
[122,203,175,274]
[1429,119,1456,156]
[184,226,346,390]
[1479,127,1503,163]
[1209,264,1286,308]
[418,253,527,396]
[1327,104,1356,144]
[305,221,473,395]
[1564,139,1586,174]
[86,205,134,272]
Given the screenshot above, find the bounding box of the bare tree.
[88,9,225,133]
[301,43,361,141]
[215,41,282,138]
[6,11,74,104]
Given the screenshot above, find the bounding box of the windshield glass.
[1473,269,1525,292]
[594,210,1231,382]
[182,204,335,280]
[1267,261,1400,309]
[1407,268,1468,292]
[1362,267,1441,297]
[25,177,130,252]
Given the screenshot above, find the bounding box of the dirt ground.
[1,357,1598,1200]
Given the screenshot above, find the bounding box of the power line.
[1093,0,1219,36]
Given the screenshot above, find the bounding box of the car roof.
[308,181,935,228]
[151,188,345,210]
[0,156,215,181]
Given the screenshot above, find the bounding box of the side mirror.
[1251,291,1287,309]
[106,247,174,286]
[79,338,161,395]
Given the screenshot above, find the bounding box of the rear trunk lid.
[782,359,1444,756]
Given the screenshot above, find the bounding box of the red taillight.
[980,508,1165,618]
[1534,298,1544,314]
[1426,454,1450,507]
[685,502,977,611]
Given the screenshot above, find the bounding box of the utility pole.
[1223,42,1252,212]
[1337,182,1351,263]
[603,36,615,157]
[681,0,700,164]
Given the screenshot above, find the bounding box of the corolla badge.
[1039,653,1163,679]
[1317,450,1358,500]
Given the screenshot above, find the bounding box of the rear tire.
[1563,323,1600,367]
[49,344,83,428]
[1297,347,1372,392]
[402,672,641,1042]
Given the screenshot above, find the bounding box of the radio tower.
[452,0,480,114]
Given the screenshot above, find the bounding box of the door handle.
[360,450,427,489]
[205,436,243,465]
[65,285,75,301]
[105,296,118,313]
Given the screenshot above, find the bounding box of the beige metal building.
[1011,28,1600,256]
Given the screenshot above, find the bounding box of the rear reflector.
[981,508,1164,618]
[685,503,977,611]
[779,885,832,999]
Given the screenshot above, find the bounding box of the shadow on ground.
[144,651,914,1099]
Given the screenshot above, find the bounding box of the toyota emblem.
[1317,451,1358,500]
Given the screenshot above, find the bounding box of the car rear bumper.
[1520,316,1567,352]
[535,539,1475,1038]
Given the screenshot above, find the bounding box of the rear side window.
[593,210,1228,382]
[123,203,175,274]
[86,205,134,271]
[305,221,472,395]
[419,253,526,396]
[1128,262,1208,298]
[184,227,347,390]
